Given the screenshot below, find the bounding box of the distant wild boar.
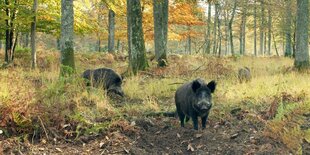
[175,78,216,130]
[82,68,124,97]
[238,67,251,83]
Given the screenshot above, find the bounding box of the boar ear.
[192,80,201,92]
[207,80,216,93]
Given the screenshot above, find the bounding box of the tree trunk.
[60,0,75,76]
[25,32,29,48]
[272,32,279,56]
[188,35,191,54]
[267,3,272,56]
[217,7,222,57]
[4,0,17,63]
[205,0,212,54]
[117,39,120,52]
[213,3,218,55]
[229,0,237,56]
[294,0,309,69]
[284,0,292,57]
[254,0,257,56]
[127,0,148,75]
[259,0,264,56]
[153,0,168,67]
[31,0,38,69]
[239,0,247,55]
[108,9,115,53]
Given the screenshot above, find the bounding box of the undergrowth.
[0,51,309,153]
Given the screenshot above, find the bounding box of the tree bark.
[205,0,212,54]
[108,9,115,53]
[272,32,279,56]
[153,0,168,66]
[239,0,248,55]
[267,2,272,55]
[254,0,257,56]
[294,0,309,68]
[31,0,38,69]
[217,6,222,57]
[229,0,237,56]
[259,0,264,56]
[60,0,75,76]
[284,0,292,57]
[127,0,148,75]
[213,3,218,55]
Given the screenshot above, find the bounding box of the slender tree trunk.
[272,32,279,56]
[294,0,309,68]
[117,39,120,52]
[254,0,257,56]
[284,0,292,57]
[213,3,218,55]
[229,0,237,56]
[188,35,191,54]
[108,9,115,53]
[225,10,229,55]
[259,0,264,56]
[239,1,247,55]
[25,32,29,48]
[60,0,75,76]
[31,0,38,69]
[153,0,168,66]
[217,7,222,57]
[205,0,212,54]
[127,0,148,75]
[264,32,267,55]
[267,3,272,55]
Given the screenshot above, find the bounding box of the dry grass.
[0,50,309,153]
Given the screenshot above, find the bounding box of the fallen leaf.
[187,143,194,152]
[123,147,129,154]
[56,148,62,152]
[177,133,181,138]
[230,133,239,139]
[195,134,202,138]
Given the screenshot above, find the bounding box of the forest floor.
[0,50,310,154]
[1,115,296,155]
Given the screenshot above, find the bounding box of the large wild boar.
[175,78,216,130]
[82,68,124,97]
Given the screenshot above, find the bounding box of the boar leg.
[192,115,199,130]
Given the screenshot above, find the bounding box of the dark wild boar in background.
[238,67,251,83]
[175,78,216,130]
[82,68,124,97]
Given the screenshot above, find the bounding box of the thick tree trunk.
[127,0,148,75]
[254,0,257,56]
[108,9,115,53]
[259,0,264,56]
[205,0,212,54]
[284,0,292,57]
[4,0,17,63]
[60,0,75,76]
[153,0,168,66]
[31,0,38,69]
[229,0,237,56]
[267,3,272,55]
[294,0,309,68]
